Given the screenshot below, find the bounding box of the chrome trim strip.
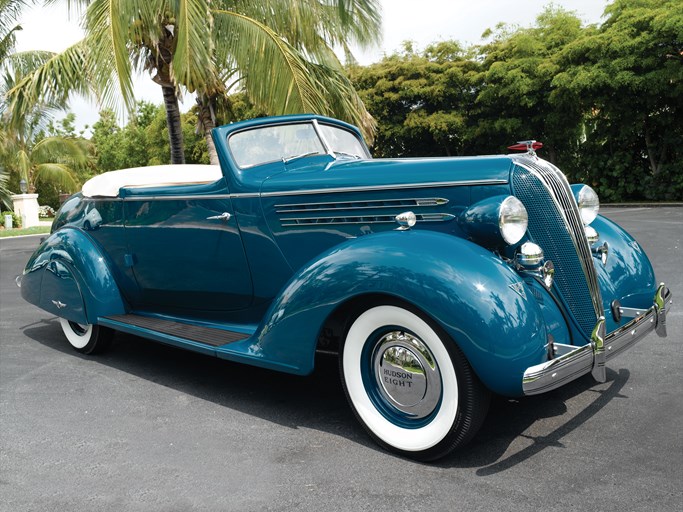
[122,194,231,201]
[261,179,507,198]
[280,212,455,227]
[230,193,260,199]
[513,157,604,320]
[522,285,672,395]
[119,180,506,201]
[120,181,506,201]
[419,213,456,222]
[275,197,449,212]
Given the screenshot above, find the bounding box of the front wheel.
[340,304,490,461]
[59,318,114,355]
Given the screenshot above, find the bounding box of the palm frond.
[85,0,137,110]
[212,9,328,114]
[212,5,375,141]
[304,60,376,143]
[173,0,214,93]
[0,0,27,39]
[5,42,93,129]
[16,147,30,182]
[32,136,91,167]
[4,50,56,74]
[0,166,11,209]
[33,162,78,191]
[229,1,381,55]
[0,24,21,62]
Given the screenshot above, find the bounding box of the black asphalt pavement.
[1,207,681,512]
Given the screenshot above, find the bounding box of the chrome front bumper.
[522,283,673,395]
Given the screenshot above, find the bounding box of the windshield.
[318,124,369,159]
[229,123,325,168]
[228,121,368,168]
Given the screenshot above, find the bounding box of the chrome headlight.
[571,185,599,225]
[499,196,528,245]
[460,195,528,247]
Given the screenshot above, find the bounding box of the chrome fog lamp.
[499,196,528,245]
[571,185,599,225]
[542,260,555,289]
[584,226,599,244]
[514,242,554,290]
[516,242,544,268]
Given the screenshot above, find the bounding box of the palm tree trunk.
[197,95,219,165]
[162,85,185,164]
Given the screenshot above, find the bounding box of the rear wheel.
[340,304,489,461]
[59,318,114,355]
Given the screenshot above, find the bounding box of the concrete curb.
[0,233,47,240]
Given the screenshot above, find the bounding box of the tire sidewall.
[60,317,95,351]
[341,305,460,454]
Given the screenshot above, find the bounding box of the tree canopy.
[6,1,382,165]
[3,0,681,205]
[351,1,683,201]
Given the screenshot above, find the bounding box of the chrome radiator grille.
[511,157,603,337]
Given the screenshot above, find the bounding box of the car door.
[123,182,253,313]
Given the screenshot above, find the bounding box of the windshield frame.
[227,120,370,170]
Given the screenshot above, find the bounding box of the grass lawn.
[0,225,51,238]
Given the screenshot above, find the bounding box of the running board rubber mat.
[103,314,249,347]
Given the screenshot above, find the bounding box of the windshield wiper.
[333,151,362,159]
[282,151,320,164]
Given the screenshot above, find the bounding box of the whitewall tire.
[340,304,489,461]
[59,318,113,355]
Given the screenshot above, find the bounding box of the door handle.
[206,212,231,221]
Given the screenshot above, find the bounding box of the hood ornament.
[508,140,543,158]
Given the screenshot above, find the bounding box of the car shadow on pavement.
[440,367,630,472]
[22,317,630,470]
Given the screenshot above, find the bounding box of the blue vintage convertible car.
[19,114,673,460]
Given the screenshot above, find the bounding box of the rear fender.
[21,228,126,324]
[252,230,548,396]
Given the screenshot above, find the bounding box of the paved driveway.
[1,207,681,512]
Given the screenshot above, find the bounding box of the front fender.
[21,228,126,324]
[591,214,658,334]
[252,230,548,396]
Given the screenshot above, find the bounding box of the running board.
[98,314,303,375]
[101,314,249,347]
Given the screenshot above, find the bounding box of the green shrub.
[1,210,22,229]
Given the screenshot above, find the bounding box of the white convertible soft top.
[81,165,223,198]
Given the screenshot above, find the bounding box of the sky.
[15,0,609,133]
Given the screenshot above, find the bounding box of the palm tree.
[0,0,26,63]
[0,0,27,207]
[0,129,90,194]
[2,49,92,196]
[7,1,381,165]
